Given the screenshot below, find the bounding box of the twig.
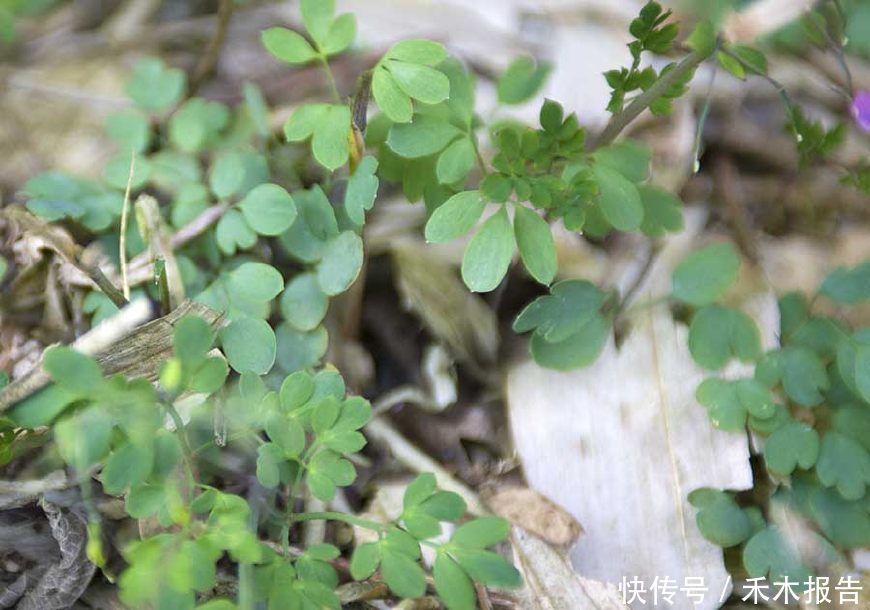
[713,155,758,263]
[590,49,708,149]
[188,0,234,96]
[119,150,136,300]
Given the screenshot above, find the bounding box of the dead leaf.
[484,486,582,547]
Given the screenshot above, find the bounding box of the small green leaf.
[686,20,716,57]
[280,370,315,411]
[450,548,522,588]
[688,488,752,547]
[189,357,228,394]
[168,98,229,153]
[461,208,514,293]
[436,138,475,185]
[238,183,297,236]
[688,305,761,370]
[174,315,213,368]
[732,44,768,75]
[104,152,151,190]
[513,206,556,285]
[227,262,284,303]
[816,432,870,500]
[638,185,683,237]
[821,261,870,304]
[301,0,333,45]
[350,542,381,580]
[593,140,651,183]
[275,323,328,373]
[497,56,551,105]
[387,61,450,104]
[285,104,351,171]
[316,231,363,296]
[781,346,828,407]
[105,110,151,153]
[102,442,154,495]
[125,57,186,112]
[256,443,283,488]
[763,422,820,476]
[513,280,604,342]
[215,209,257,255]
[593,165,643,231]
[344,156,379,225]
[388,116,462,159]
[372,67,412,123]
[530,315,610,371]
[451,516,510,548]
[221,316,277,374]
[384,39,447,65]
[262,27,317,64]
[281,273,328,331]
[425,190,485,243]
[381,551,426,599]
[43,346,102,394]
[695,378,746,431]
[266,415,305,456]
[672,243,740,307]
[209,150,245,199]
[717,51,746,79]
[322,13,356,55]
[743,526,815,582]
[433,553,476,610]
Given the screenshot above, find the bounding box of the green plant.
[680,251,870,581]
[2,0,868,606]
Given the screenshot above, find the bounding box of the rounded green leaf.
[281,273,328,331]
[300,0,333,44]
[436,137,475,185]
[387,116,462,159]
[221,317,277,374]
[513,280,603,342]
[781,346,829,407]
[434,556,476,610]
[215,209,256,255]
[350,542,380,580]
[105,110,151,153]
[742,526,814,582]
[381,551,426,599]
[688,489,752,548]
[238,183,297,236]
[497,56,551,105]
[102,442,154,495]
[125,57,186,112]
[227,262,284,302]
[385,39,447,65]
[43,346,102,394]
[316,231,363,296]
[672,243,741,307]
[387,61,450,104]
[262,27,317,64]
[816,432,870,500]
[173,315,213,368]
[280,370,315,411]
[449,548,522,588]
[688,305,761,370]
[322,13,356,55]
[275,323,328,373]
[530,315,610,371]
[593,140,651,183]
[820,261,870,304]
[763,422,819,476]
[344,155,379,226]
[209,150,245,199]
[513,206,556,285]
[593,165,643,231]
[451,516,510,549]
[189,357,229,394]
[461,208,514,293]
[638,185,683,237]
[425,190,485,243]
[372,67,412,123]
[312,105,351,171]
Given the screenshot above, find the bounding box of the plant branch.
[590,48,708,149]
[119,150,135,301]
[188,0,234,96]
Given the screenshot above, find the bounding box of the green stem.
[319,56,342,103]
[591,48,708,149]
[165,402,198,494]
[289,511,388,533]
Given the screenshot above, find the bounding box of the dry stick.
[119,149,136,300]
[188,0,234,96]
[589,48,709,150]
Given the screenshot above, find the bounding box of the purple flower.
[852,90,870,132]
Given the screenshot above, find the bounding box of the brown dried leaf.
[484,486,582,547]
